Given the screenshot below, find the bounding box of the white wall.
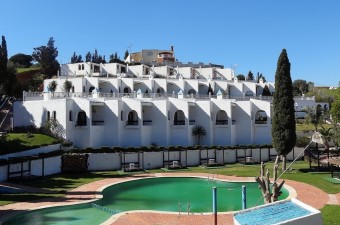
[88,153,121,170]
[0,165,7,181]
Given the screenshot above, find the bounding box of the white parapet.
[233,198,322,225]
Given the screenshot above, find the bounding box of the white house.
[13,62,320,148]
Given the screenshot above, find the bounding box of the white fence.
[0,147,305,182]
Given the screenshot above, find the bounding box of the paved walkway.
[0,172,336,225]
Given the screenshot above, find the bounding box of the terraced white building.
[13,61,320,148]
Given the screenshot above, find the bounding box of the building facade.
[14,62,320,148]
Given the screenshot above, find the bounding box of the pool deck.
[0,172,338,225]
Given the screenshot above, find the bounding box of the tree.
[272,49,296,170]
[63,79,72,93]
[70,52,78,63]
[247,71,254,80]
[85,52,91,62]
[124,50,129,60]
[48,80,58,93]
[71,52,83,63]
[32,37,59,78]
[304,105,323,131]
[9,53,32,68]
[192,125,206,145]
[0,36,18,96]
[262,85,272,96]
[330,87,340,123]
[236,74,245,80]
[293,79,309,96]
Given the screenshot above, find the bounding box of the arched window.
[255,110,268,124]
[157,87,164,94]
[69,110,73,121]
[127,110,138,125]
[89,86,95,93]
[174,110,185,125]
[71,86,75,93]
[76,111,87,126]
[124,87,131,93]
[216,110,228,125]
[245,91,253,97]
[188,89,196,95]
[78,64,81,70]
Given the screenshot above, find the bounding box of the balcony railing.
[143,120,152,125]
[92,120,104,126]
[255,120,267,124]
[216,120,228,125]
[126,120,138,126]
[174,120,185,125]
[22,91,316,102]
[76,121,87,126]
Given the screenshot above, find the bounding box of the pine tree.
[32,37,59,78]
[247,71,254,80]
[85,52,92,62]
[71,52,78,63]
[272,49,296,169]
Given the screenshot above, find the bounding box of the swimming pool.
[3,177,289,225]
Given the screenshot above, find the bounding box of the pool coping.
[0,172,329,225]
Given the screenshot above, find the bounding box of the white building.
[14,62,321,148]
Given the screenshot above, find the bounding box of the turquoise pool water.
[3,177,289,225]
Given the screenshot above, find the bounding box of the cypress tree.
[0,36,8,94]
[272,49,296,167]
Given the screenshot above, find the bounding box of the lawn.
[0,133,59,155]
[1,161,339,224]
[296,122,332,132]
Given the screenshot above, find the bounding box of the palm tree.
[192,125,206,145]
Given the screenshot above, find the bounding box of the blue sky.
[1,0,340,86]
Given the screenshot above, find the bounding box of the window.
[52,111,56,120]
[47,111,50,121]
[121,110,123,121]
[69,110,73,121]
[78,64,81,70]
[124,87,131,93]
[174,110,185,125]
[255,110,267,124]
[76,111,87,126]
[82,64,84,70]
[188,89,196,95]
[126,111,138,125]
[245,91,253,97]
[216,110,228,125]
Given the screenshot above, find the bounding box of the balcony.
[143,120,152,126]
[126,120,138,126]
[216,120,228,125]
[174,120,185,125]
[76,121,87,126]
[92,120,104,126]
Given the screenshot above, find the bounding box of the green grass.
[321,205,340,225]
[296,123,332,132]
[16,67,41,74]
[0,133,59,155]
[0,161,339,224]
